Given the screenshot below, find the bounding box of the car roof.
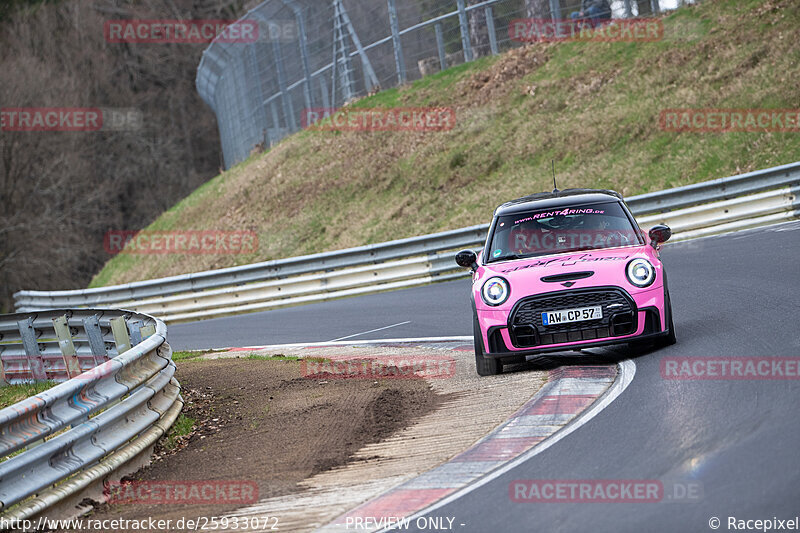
[494,189,624,216]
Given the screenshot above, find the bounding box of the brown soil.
[85,357,442,531]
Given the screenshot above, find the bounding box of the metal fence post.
[247,44,271,145]
[282,0,314,110]
[435,23,447,71]
[271,40,297,132]
[337,0,379,91]
[270,99,281,138]
[485,7,498,56]
[387,0,406,85]
[331,0,353,103]
[457,0,473,62]
[549,0,562,21]
[319,76,331,111]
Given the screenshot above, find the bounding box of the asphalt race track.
[171,221,800,532]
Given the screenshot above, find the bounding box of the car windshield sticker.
[500,253,632,273]
[493,249,503,258]
[513,207,606,225]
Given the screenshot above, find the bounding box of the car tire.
[474,315,502,376]
[657,291,677,347]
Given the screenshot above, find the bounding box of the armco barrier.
[13,161,800,323]
[0,309,181,521]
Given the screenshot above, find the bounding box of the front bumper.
[477,285,668,358]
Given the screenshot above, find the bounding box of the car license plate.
[542,306,602,326]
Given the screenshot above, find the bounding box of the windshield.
[485,201,643,263]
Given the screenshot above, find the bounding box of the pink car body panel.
[471,244,667,353]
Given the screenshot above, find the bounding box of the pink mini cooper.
[456,189,676,376]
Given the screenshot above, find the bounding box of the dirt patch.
[459,45,552,107]
[86,357,442,530]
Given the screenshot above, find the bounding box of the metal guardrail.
[13,161,800,323]
[15,226,490,311]
[0,309,181,521]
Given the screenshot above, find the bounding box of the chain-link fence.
[197,0,694,169]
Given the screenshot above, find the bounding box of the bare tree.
[637,0,653,16]
[525,0,550,19]
[468,0,490,58]
[0,0,248,311]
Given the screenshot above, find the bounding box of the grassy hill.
[91,0,800,287]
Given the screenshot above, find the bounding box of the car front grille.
[509,288,636,348]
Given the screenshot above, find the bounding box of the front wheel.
[474,315,501,376]
[656,291,677,348]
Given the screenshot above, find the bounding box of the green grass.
[0,381,56,409]
[91,0,800,287]
[171,352,302,363]
[171,351,205,362]
[163,414,195,451]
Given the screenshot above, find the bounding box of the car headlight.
[626,258,656,288]
[481,277,510,306]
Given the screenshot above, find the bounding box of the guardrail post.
[457,0,473,62]
[0,351,8,385]
[17,318,47,381]
[485,7,498,56]
[435,23,447,71]
[110,316,132,355]
[82,315,108,366]
[128,320,144,346]
[52,315,82,379]
[140,324,156,340]
[0,310,179,515]
[387,0,406,85]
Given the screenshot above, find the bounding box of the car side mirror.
[455,250,478,272]
[648,224,672,248]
